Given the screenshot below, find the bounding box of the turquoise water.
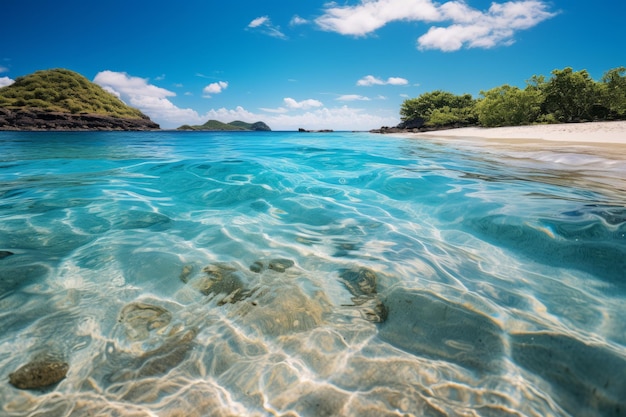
[0,130,625,416]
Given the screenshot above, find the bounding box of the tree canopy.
[400,66,626,128]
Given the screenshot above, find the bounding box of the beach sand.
[405,120,626,146]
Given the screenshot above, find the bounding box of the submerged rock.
[351,295,388,323]
[339,267,378,297]
[339,266,388,323]
[9,359,69,390]
[250,258,295,273]
[269,258,295,273]
[196,263,248,304]
[109,328,197,382]
[249,260,265,273]
[0,250,14,259]
[378,288,504,373]
[511,332,626,417]
[119,302,172,341]
[135,329,196,378]
[179,264,193,283]
[234,286,329,336]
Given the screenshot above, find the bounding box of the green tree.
[400,90,476,127]
[600,66,626,119]
[542,67,601,122]
[476,84,543,127]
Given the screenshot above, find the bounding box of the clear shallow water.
[0,130,625,417]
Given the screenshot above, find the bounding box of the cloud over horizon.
[284,97,324,110]
[91,70,393,130]
[93,71,202,127]
[316,0,556,51]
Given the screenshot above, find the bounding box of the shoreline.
[398,120,626,146]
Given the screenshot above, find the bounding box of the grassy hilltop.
[0,68,146,119]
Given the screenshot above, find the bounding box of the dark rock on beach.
[0,108,160,131]
[9,358,69,390]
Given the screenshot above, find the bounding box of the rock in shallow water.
[339,266,388,323]
[9,359,69,390]
[119,301,172,341]
[250,258,295,273]
[339,266,378,297]
[196,263,249,304]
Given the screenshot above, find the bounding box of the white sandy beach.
[409,120,626,145]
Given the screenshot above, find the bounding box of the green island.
[0,69,159,130]
[375,66,626,133]
[178,120,271,131]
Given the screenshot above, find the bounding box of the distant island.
[178,120,271,131]
[0,69,159,131]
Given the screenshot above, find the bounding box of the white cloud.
[247,15,287,39]
[284,97,324,110]
[0,66,9,74]
[94,71,174,99]
[418,1,556,51]
[337,94,371,101]
[316,0,441,35]
[259,107,289,114]
[249,16,269,28]
[93,70,203,128]
[203,81,228,97]
[0,76,15,88]
[316,0,555,51]
[201,106,261,124]
[290,15,308,26]
[357,75,409,86]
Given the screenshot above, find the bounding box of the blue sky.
[1,0,624,130]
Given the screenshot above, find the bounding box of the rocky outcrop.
[298,128,334,133]
[370,117,425,134]
[0,108,160,131]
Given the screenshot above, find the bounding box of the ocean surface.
[0,130,625,417]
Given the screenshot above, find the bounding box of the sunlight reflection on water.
[0,131,625,416]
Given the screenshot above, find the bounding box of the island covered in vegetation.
[0,69,159,131]
[178,120,271,131]
[374,66,626,133]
